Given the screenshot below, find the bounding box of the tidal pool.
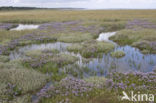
[86,46,156,76]
[10,24,39,31]
[97,32,116,42]
[9,32,156,76]
[9,42,71,60]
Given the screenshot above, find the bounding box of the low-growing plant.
[110,29,156,53]
[111,51,125,58]
[67,41,115,58]
[0,68,49,94]
[0,55,9,62]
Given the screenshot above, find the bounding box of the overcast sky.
[0,0,156,9]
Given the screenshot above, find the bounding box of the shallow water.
[97,32,117,45]
[87,46,156,76]
[9,42,71,60]
[9,32,156,76]
[10,24,39,31]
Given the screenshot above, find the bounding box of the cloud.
[0,0,156,9]
[17,0,89,3]
[13,0,20,3]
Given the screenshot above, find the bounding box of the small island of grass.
[111,50,125,58]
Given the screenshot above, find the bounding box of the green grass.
[111,51,125,58]
[0,10,156,23]
[100,21,126,32]
[67,41,115,58]
[40,89,120,103]
[63,64,91,78]
[0,30,33,45]
[40,71,156,103]
[0,67,49,101]
[23,51,78,71]
[110,29,156,53]
[12,94,31,103]
[0,59,24,69]
[23,50,79,81]
[0,10,156,103]
[57,33,94,43]
[0,68,48,93]
[0,55,9,62]
[84,77,107,87]
[39,76,119,103]
[110,29,156,45]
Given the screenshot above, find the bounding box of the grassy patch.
[0,68,48,101]
[0,68,48,93]
[0,30,33,45]
[57,33,94,43]
[111,51,125,58]
[0,60,24,69]
[132,40,156,54]
[84,77,107,87]
[38,77,123,103]
[23,49,79,75]
[0,10,156,103]
[100,21,126,32]
[0,55,9,62]
[110,29,156,53]
[40,89,120,103]
[23,50,78,82]
[12,94,31,103]
[62,64,91,78]
[67,41,115,58]
[108,72,156,96]
[0,10,156,23]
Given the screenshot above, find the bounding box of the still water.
[9,32,156,76]
[10,24,39,31]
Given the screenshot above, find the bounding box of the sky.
[0,0,156,9]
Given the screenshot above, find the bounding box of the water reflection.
[9,32,156,76]
[87,46,156,76]
[97,32,117,45]
[10,24,39,31]
[9,42,71,60]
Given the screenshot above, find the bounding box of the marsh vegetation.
[0,10,156,103]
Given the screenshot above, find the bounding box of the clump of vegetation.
[25,50,42,58]
[12,94,31,103]
[100,21,126,32]
[23,49,78,73]
[110,29,156,45]
[57,33,94,43]
[39,70,156,103]
[0,55,9,62]
[40,89,119,103]
[0,30,34,45]
[132,40,156,54]
[43,49,59,54]
[111,51,125,58]
[0,23,18,30]
[22,49,79,81]
[37,77,97,103]
[62,64,92,78]
[0,60,24,69]
[0,68,48,93]
[107,72,156,95]
[110,29,140,45]
[110,29,156,53]
[0,68,49,101]
[67,44,83,52]
[67,41,115,58]
[84,77,107,87]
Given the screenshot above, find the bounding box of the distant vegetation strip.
[0,6,84,11]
